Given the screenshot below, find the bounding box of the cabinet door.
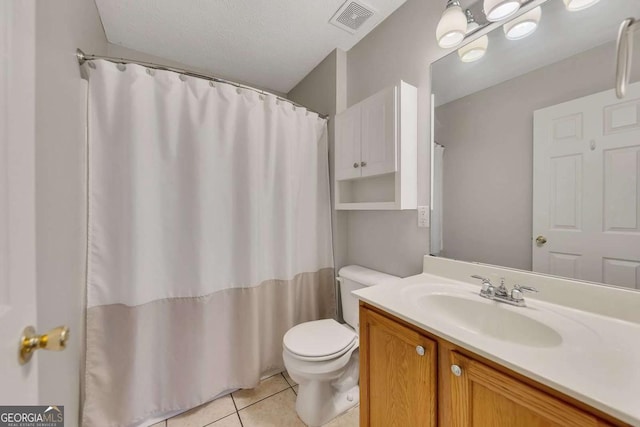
[448,352,609,427]
[359,306,436,427]
[360,86,397,177]
[335,104,362,180]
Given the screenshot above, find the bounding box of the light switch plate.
[418,206,429,228]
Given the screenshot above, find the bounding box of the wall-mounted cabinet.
[335,81,417,210]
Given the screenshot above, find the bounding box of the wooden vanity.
[359,303,629,427]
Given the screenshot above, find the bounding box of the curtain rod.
[76,49,329,120]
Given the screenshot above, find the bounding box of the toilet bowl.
[282,265,398,427]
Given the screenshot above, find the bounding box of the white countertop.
[353,272,640,426]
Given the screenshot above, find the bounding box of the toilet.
[282,265,398,426]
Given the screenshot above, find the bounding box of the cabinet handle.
[353,162,359,168]
[451,364,462,377]
[360,161,367,167]
[416,345,425,356]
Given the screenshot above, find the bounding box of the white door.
[335,104,362,180]
[360,85,397,177]
[533,82,640,289]
[0,0,39,403]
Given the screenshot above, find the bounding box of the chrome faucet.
[470,275,538,307]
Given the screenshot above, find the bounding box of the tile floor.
[150,371,359,427]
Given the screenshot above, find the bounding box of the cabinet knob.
[360,161,367,167]
[451,364,462,377]
[416,345,425,356]
[353,162,359,168]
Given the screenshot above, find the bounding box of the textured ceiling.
[94,0,407,94]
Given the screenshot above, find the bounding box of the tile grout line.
[233,374,292,412]
[165,372,297,427]
[230,393,244,427]
[237,387,295,413]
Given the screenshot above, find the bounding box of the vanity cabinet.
[334,81,417,210]
[445,351,608,427]
[359,305,437,427]
[359,304,626,427]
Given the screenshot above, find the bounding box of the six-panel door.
[532,82,640,289]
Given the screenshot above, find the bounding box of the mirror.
[430,0,640,290]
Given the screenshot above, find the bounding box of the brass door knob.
[19,325,69,365]
[535,235,547,245]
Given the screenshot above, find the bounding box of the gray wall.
[288,49,348,272]
[435,40,640,271]
[34,0,107,423]
[344,0,448,277]
[34,2,228,423]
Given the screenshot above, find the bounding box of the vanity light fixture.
[483,0,521,22]
[504,6,541,40]
[436,0,467,48]
[458,10,489,62]
[563,0,600,11]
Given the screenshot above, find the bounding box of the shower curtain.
[82,60,335,427]
[430,144,444,255]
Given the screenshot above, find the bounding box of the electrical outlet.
[418,206,429,228]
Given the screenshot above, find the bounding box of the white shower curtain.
[82,60,335,426]
[430,144,444,255]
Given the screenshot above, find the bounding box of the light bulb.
[504,6,541,40]
[436,1,467,49]
[563,0,600,11]
[483,0,520,22]
[458,35,489,62]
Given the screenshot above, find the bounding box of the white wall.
[344,0,447,277]
[435,40,640,271]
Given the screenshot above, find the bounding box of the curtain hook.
[179,74,187,82]
[145,68,155,76]
[116,63,126,72]
[209,81,216,88]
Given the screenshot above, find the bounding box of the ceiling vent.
[330,0,376,34]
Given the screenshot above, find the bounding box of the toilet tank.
[338,265,399,331]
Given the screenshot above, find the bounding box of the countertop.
[353,272,640,426]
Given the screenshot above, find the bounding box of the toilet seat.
[283,319,357,361]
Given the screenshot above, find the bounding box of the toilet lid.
[283,319,357,359]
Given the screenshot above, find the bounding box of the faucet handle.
[511,284,538,302]
[470,275,491,284]
[514,284,538,293]
[471,275,495,296]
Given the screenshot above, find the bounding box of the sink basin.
[419,293,563,348]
